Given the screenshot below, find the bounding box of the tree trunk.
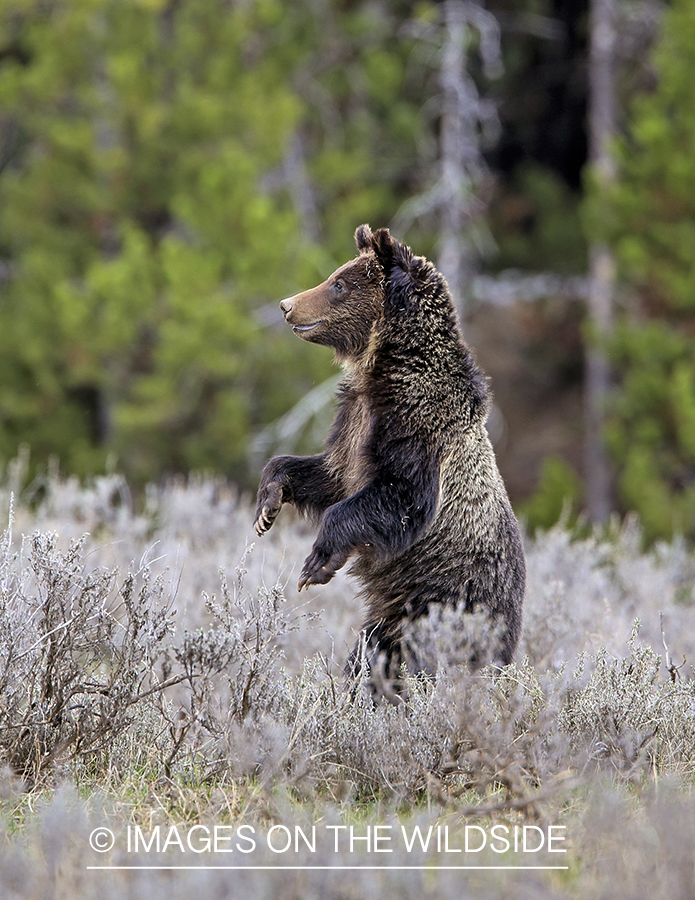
[438,0,475,319]
[437,0,500,321]
[585,0,617,523]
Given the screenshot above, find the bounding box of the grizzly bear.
[254,225,525,687]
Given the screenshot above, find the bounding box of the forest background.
[0,0,693,543]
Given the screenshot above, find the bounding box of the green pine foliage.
[519,454,583,534]
[588,0,695,542]
[0,0,310,484]
[0,1,302,484]
[0,0,435,486]
[605,321,695,543]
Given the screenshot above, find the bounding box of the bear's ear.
[355,224,373,254]
[354,225,405,275]
[370,227,402,274]
[370,227,393,259]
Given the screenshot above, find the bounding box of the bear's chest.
[329,392,374,496]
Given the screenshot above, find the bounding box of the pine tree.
[0,0,309,484]
[592,0,695,541]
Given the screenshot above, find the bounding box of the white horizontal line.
[87,865,569,871]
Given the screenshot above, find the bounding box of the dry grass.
[1,463,695,898]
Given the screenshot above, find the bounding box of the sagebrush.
[1,469,695,899]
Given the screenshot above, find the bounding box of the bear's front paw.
[253,481,283,536]
[297,544,349,591]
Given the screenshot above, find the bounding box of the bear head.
[279,224,438,361]
[279,226,400,361]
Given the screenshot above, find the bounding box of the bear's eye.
[333,279,345,294]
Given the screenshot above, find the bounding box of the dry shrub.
[1,467,695,898]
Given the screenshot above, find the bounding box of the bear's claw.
[253,506,277,536]
[253,482,283,536]
[298,545,348,591]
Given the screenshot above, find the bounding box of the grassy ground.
[1,466,695,898]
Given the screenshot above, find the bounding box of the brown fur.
[255,226,525,690]
[279,257,384,363]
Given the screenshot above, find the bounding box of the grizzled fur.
[254,225,525,685]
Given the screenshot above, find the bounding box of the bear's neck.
[335,320,381,374]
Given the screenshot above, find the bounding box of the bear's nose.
[279,298,294,319]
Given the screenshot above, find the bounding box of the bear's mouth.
[293,322,321,333]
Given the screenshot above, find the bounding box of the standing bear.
[254,225,525,686]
